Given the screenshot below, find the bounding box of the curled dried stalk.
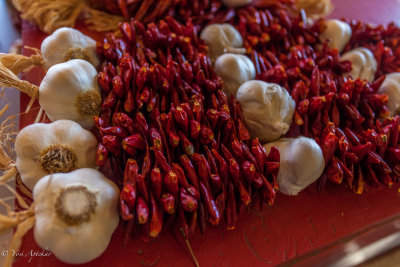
[0,62,39,112]
[12,0,125,33]
[0,47,44,75]
[295,0,333,20]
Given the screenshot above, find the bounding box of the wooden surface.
[12,0,400,266]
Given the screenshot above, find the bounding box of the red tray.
[13,1,400,266]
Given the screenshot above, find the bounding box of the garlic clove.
[264,137,325,195]
[214,53,256,97]
[341,47,377,82]
[221,0,253,7]
[319,19,352,53]
[33,168,119,264]
[378,73,400,116]
[39,59,101,129]
[41,27,100,70]
[236,80,295,142]
[200,24,245,62]
[15,120,97,190]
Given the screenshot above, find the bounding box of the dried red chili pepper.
[172,163,189,188]
[112,75,125,98]
[149,127,163,151]
[120,199,133,221]
[122,134,146,151]
[178,131,195,156]
[251,138,265,172]
[180,154,200,190]
[101,126,128,139]
[150,167,162,200]
[199,182,220,225]
[191,153,212,190]
[200,125,215,145]
[136,196,149,225]
[153,149,172,173]
[102,135,121,156]
[96,143,108,167]
[180,187,198,212]
[124,158,139,185]
[113,113,135,134]
[135,174,149,203]
[161,193,175,214]
[164,171,179,196]
[121,183,137,210]
[98,72,112,93]
[149,193,163,238]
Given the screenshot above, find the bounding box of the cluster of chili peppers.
[90,0,295,27]
[344,20,400,77]
[206,4,400,193]
[90,0,223,25]
[94,17,279,239]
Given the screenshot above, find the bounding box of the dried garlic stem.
[12,0,85,33]
[0,178,35,267]
[12,0,125,33]
[0,49,43,75]
[83,7,125,32]
[0,104,8,118]
[4,216,35,267]
[0,62,39,112]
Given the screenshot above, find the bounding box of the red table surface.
[13,0,400,266]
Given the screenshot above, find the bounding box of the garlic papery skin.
[340,47,377,82]
[263,137,324,195]
[236,80,295,142]
[319,19,352,53]
[221,0,253,7]
[378,73,400,116]
[214,53,256,97]
[296,0,333,20]
[39,59,101,129]
[15,120,97,191]
[41,27,100,70]
[200,24,245,62]
[33,168,119,264]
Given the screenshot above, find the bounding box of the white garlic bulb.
[200,24,245,61]
[41,27,100,70]
[221,0,253,7]
[378,73,400,116]
[263,137,324,195]
[340,47,377,82]
[15,120,97,191]
[39,59,101,129]
[236,80,295,142]
[33,168,119,264]
[214,53,256,97]
[319,19,352,53]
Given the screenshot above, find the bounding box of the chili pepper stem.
[180,228,200,267]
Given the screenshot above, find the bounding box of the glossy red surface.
[14,1,400,266]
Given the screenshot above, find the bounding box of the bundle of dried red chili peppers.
[94,18,279,239]
[92,0,400,239]
[205,5,400,193]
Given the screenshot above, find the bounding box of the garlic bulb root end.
[55,185,97,226]
[75,90,102,118]
[39,144,78,174]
